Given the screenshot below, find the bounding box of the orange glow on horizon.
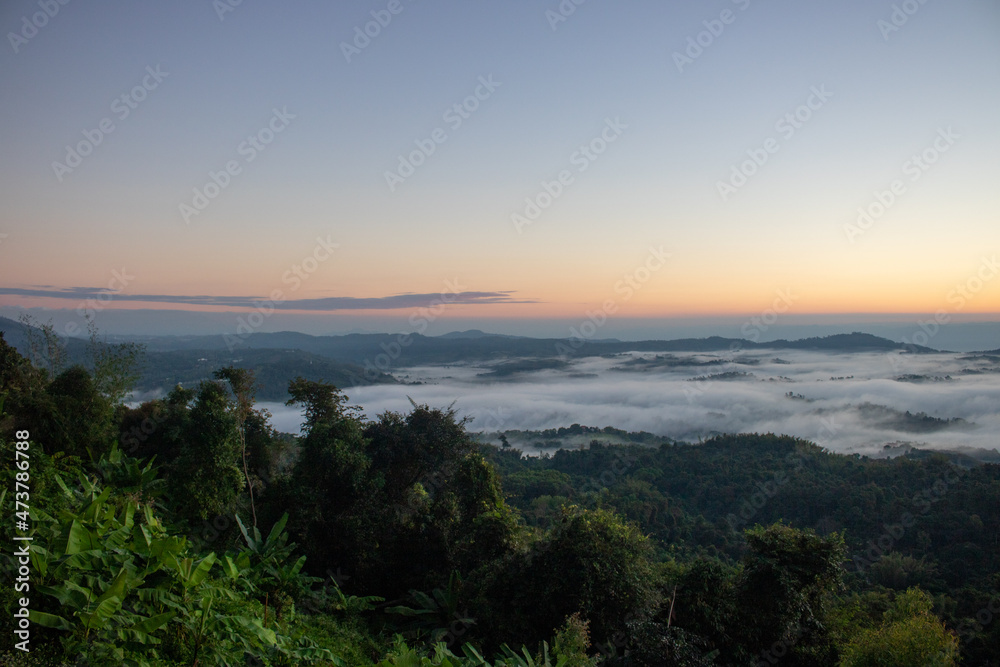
[2,290,998,321]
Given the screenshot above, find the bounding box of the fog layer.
[261,349,1000,456]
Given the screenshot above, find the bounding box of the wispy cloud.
[0,287,534,311]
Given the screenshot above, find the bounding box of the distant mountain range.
[436,329,525,340]
[115,328,939,360]
[0,317,392,399]
[0,316,946,399]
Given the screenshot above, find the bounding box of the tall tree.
[734,523,847,662]
[169,381,244,523]
[839,588,959,667]
[86,316,145,405]
[215,366,261,526]
[481,506,658,651]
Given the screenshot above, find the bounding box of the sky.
[1,0,998,340]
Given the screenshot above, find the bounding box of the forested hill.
[131,330,942,362]
[485,434,1000,663]
[133,348,395,399]
[1,330,996,665]
[0,317,942,398]
[0,317,939,370]
[0,317,396,398]
[486,434,1000,584]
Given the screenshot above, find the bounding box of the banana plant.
[374,639,574,667]
[26,474,341,665]
[92,443,165,501]
[386,571,475,643]
[324,574,385,614]
[29,485,180,664]
[233,511,322,609]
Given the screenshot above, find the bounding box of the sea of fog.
[259,349,1000,456]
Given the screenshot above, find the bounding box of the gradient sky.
[1,0,998,337]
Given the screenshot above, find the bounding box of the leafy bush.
[23,469,337,665]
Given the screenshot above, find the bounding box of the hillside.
[0,317,396,398]
[0,333,994,665]
[135,347,396,399]
[0,316,936,370]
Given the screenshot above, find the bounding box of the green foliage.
[639,524,849,665]
[0,331,47,400]
[276,379,373,580]
[614,622,716,667]
[737,523,847,654]
[481,506,658,651]
[92,443,165,504]
[286,375,357,431]
[9,364,116,461]
[215,366,261,525]
[663,558,740,654]
[229,511,322,619]
[16,314,66,377]
[373,636,583,667]
[280,382,522,604]
[135,347,392,400]
[550,613,596,666]
[386,572,475,644]
[485,430,1000,663]
[168,380,245,523]
[86,316,145,406]
[21,467,340,665]
[2,335,994,665]
[117,385,193,462]
[866,551,941,590]
[838,588,960,666]
[321,575,385,614]
[26,477,212,663]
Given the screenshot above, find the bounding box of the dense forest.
[1,330,997,666]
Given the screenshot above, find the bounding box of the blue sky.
[0,0,998,341]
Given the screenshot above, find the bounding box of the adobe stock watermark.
[955,596,1000,656]
[555,245,669,358]
[725,452,805,533]
[578,449,639,495]
[213,0,245,22]
[359,278,469,379]
[18,267,135,373]
[7,0,70,54]
[684,287,799,405]
[877,0,932,41]
[545,0,589,31]
[466,406,510,435]
[299,567,354,614]
[340,0,417,64]
[853,464,967,573]
[844,126,958,243]
[739,289,797,342]
[672,0,752,73]
[511,117,627,233]
[886,254,998,372]
[384,75,501,192]
[222,235,338,351]
[179,107,295,224]
[525,447,640,567]
[72,269,134,321]
[756,624,806,667]
[120,403,169,456]
[59,267,135,338]
[726,415,840,535]
[52,65,169,183]
[717,85,832,202]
